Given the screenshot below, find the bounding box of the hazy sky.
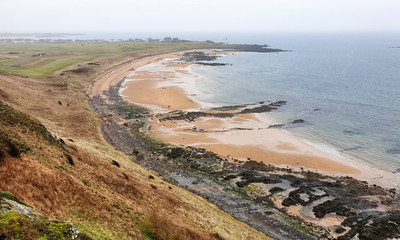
[2,0,400,33]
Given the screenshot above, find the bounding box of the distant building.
[163,37,173,42]
[162,37,188,43]
[146,38,160,42]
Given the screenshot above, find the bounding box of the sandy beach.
[119,51,400,189]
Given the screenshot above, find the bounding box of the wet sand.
[122,79,199,110]
[120,51,400,189]
[151,116,359,174]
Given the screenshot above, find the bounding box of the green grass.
[117,100,149,119]
[0,41,236,77]
[280,214,313,236]
[0,192,24,205]
[0,57,17,67]
[0,211,86,240]
[4,55,96,76]
[242,185,266,198]
[71,210,146,240]
[73,221,132,240]
[141,135,168,152]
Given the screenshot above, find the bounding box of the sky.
[1,0,400,33]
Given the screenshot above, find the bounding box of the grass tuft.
[141,212,214,240]
[0,192,23,204]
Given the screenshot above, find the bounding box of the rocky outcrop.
[181,46,287,67]
[195,62,230,66]
[232,44,288,53]
[0,192,91,240]
[240,101,286,114]
[156,101,287,123]
[291,119,305,124]
[180,51,218,62]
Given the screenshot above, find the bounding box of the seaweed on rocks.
[282,186,328,207]
[242,160,275,172]
[291,119,305,124]
[240,101,287,114]
[180,51,218,62]
[158,111,235,122]
[235,170,282,188]
[338,211,400,240]
[195,62,229,66]
[210,104,248,112]
[268,124,286,129]
[157,101,286,122]
[312,198,353,218]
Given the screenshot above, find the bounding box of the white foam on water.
[301,139,345,160]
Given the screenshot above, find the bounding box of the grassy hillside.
[0,41,267,239]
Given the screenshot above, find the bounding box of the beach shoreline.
[119,50,399,189]
[89,48,400,239]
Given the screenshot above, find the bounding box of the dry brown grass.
[0,47,269,239]
[143,211,215,240]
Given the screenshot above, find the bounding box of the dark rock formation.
[240,101,287,114]
[268,124,285,129]
[313,198,353,218]
[338,211,400,240]
[232,44,287,53]
[180,51,218,62]
[195,62,229,66]
[291,119,305,124]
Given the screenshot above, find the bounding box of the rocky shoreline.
[89,79,400,240]
[89,49,400,239]
[90,85,313,240]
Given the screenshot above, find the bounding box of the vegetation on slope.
[0,41,267,239]
[1,192,91,240]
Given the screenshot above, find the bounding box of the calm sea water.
[188,33,400,172]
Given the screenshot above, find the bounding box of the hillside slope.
[0,43,268,239]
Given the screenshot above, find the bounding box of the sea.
[188,32,400,172]
[13,31,400,172]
